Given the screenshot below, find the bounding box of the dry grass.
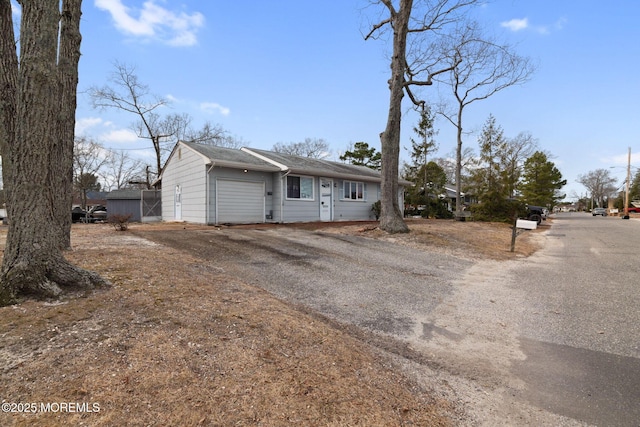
[321,217,544,261]
[0,222,474,427]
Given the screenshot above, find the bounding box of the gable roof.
[164,141,411,186]
[181,141,281,172]
[242,147,412,185]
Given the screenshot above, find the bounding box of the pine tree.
[339,142,382,170]
[471,115,508,203]
[407,104,438,183]
[519,151,566,207]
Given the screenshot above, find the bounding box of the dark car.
[526,205,546,224]
[71,206,87,223]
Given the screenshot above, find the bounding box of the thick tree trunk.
[0,1,17,228]
[0,0,109,306]
[55,0,83,248]
[379,0,412,234]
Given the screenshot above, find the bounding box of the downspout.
[281,170,291,223]
[206,162,215,224]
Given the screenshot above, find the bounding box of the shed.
[106,189,142,222]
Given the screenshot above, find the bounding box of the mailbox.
[516,219,537,230]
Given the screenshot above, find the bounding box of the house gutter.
[206,162,215,224]
[280,170,291,222]
[240,148,291,223]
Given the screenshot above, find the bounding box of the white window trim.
[285,175,315,201]
[341,180,367,201]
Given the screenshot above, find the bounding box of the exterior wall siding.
[280,175,320,222]
[161,147,207,223]
[279,177,384,222]
[333,180,379,221]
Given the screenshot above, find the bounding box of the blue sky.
[13,1,640,200]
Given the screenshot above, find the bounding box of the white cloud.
[200,102,230,116]
[605,151,640,169]
[501,17,566,35]
[501,18,529,32]
[100,128,139,144]
[94,0,205,47]
[166,94,181,103]
[75,117,104,135]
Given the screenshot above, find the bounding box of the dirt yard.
[0,218,543,426]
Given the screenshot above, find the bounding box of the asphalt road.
[510,213,640,426]
[136,214,640,426]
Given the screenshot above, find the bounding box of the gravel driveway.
[137,218,636,426]
[139,227,472,337]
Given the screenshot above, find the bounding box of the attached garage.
[216,179,265,224]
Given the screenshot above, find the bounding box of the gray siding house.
[160,141,409,225]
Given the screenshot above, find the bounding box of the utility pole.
[624,147,631,219]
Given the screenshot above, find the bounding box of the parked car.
[526,205,547,224]
[592,207,607,216]
[71,206,87,223]
[87,205,107,222]
[626,206,640,213]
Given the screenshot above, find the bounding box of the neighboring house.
[558,204,577,212]
[441,184,474,211]
[160,141,410,225]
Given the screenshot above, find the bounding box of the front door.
[174,184,182,220]
[320,178,332,221]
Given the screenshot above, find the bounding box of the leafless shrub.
[108,214,133,231]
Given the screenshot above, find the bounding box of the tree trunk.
[379,0,412,234]
[455,105,464,215]
[0,0,109,306]
[54,0,83,248]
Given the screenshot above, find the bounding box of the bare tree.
[73,137,111,208]
[0,0,109,305]
[432,145,476,187]
[185,121,245,148]
[89,66,243,181]
[272,138,330,158]
[365,0,480,233]
[88,61,173,180]
[434,21,535,214]
[101,149,144,190]
[577,169,618,208]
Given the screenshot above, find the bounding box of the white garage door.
[217,179,265,224]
